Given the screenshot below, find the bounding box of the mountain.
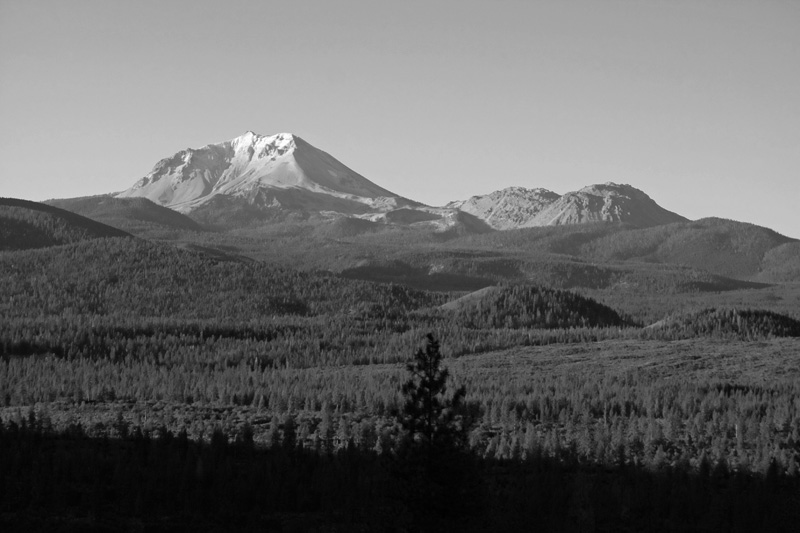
[117,131,417,216]
[0,197,130,250]
[535,183,688,227]
[451,183,687,229]
[113,132,686,234]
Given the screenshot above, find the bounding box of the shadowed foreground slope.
[1,421,798,532]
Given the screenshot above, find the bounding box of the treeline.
[1,418,798,531]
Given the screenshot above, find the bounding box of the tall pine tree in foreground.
[400,333,467,461]
[396,334,483,530]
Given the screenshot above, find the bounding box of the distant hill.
[46,195,203,233]
[447,284,626,329]
[644,307,800,340]
[756,241,800,283]
[312,216,385,239]
[0,198,130,250]
[443,217,798,283]
[581,217,797,281]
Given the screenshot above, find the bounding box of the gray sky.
[1,0,798,237]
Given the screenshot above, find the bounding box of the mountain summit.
[117,131,414,214]
[533,182,688,227]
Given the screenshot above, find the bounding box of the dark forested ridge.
[451,284,626,329]
[445,217,798,283]
[644,308,800,340]
[46,194,204,234]
[580,217,796,280]
[0,197,130,250]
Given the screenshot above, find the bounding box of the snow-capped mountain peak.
[117,131,413,214]
[230,131,297,154]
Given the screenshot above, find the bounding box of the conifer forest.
[2,202,800,531]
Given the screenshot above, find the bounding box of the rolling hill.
[47,195,203,234]
[0,198,130,250]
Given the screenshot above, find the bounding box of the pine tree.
[396,334,480,528]
[399,334,467,461]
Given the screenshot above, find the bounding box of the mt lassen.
[117,131,686,229]
[118,131,417,215]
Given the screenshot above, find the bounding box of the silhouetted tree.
[396,334,482,530]
[400,333,467,461]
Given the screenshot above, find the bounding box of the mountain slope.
[117,131,417,215]
[47,195,203,233]
[581,217,797,281]
[0,198,130,251]
[447,187,560,230]
[757,241,800,282]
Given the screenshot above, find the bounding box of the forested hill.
[47,194,204,234]
[0,236,638,369]
[0,198,130,250]
[0,237,450,367]
[0,237,443,321]
[449,285,626,329]
[581,217,797,281]
[449,217,798,283]
[644,308,800,341]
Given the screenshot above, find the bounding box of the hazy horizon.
[1,0,798,238]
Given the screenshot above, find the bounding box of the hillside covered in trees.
[47,194,204,234]
[0,198,130,250]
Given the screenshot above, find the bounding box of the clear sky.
[1,0,798,237]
